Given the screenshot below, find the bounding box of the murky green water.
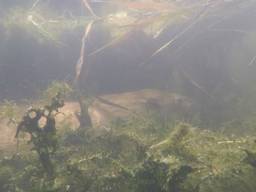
[1,1,256,191]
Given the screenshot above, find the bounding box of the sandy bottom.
[0,89,191,153]
[0,119,17,153]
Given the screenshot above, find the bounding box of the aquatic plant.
[42,81,73,102]
[1,112,256,192]
[15,92,64,179]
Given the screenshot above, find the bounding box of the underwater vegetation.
[0,86,256,192]
[1,0,256,191]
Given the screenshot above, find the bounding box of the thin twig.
[88,32,130,56]
[140,0,213,67]
[209,28,250,34]
[180,68,211,98]
[82,0,98,18]
[30,0,41,10]
[248,55,256,67]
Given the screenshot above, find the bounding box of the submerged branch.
[74,21,94,85]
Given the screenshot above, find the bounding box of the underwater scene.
[1,0,256,191]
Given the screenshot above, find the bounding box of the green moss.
[2,107,256,192]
